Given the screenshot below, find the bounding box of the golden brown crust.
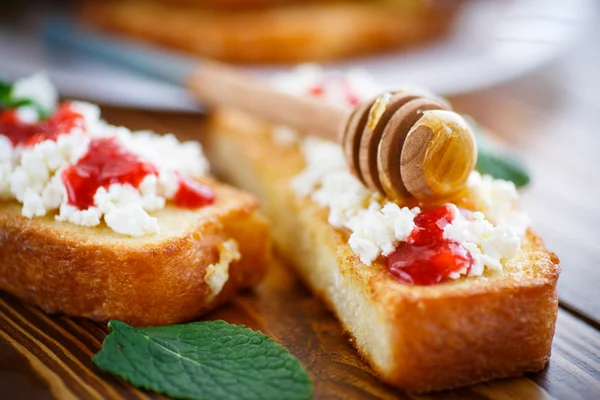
[0,178,270,326]
[78,0,461,64]
[203,109,561,392]
[149,0,311,9]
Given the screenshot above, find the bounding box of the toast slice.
[78,0,461,63]
[0,176,270,326]
[204,108,560,392]
[0,75,270,326]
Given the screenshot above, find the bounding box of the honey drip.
[367,92,392,131]
[407,187,478,213]
[418,110,477,199]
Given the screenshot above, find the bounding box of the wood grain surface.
[2,258,599,400]
[2,15,600,400]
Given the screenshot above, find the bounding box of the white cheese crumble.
[11,73,58,115]
[16,106,40,124]
[347,202,419,265]
[270,65,382,146]
[0,135,15,199]
[271,125,299,147]
[205,239,241,300]
[292,137,419,265]
[1,75,211,236]
[442,172,531,276]
[272,64,382,103]
[443,205,521,276]
[467,171,530,235]
[292,137,529,277]
[277,66,529,279]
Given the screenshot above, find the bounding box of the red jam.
[386,204,473,285]
[0,102,84,146]
[173,177,215,208]
[338,77,360,107]
[308,85,325,97]
[307,77,360,107]
[62,137,158,209]
[1,102,216,211]
[62,137,216,211]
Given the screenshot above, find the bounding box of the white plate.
[0,0,595,112]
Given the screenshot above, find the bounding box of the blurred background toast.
[78,0,462,63]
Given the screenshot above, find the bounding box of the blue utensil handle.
[43,16,347,139]
[43,16,194,86]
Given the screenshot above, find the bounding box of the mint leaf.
[463,115,531,187]
[92,320,313,400]
[0,77,52,118]
[476,146,530,188]
[0,80,12,105]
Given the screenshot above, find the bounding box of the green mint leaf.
[476,146,530,188]
[0,80,12,105]
[0,78,51,118]
[92,320,313,400]
[463,115,531,188]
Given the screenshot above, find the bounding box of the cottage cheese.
[278,66,529,278]
[1,75,210,236]
[11,73,58,116]
[292,137,529,276]
[292,137,419,265]
[271,125,299,147]
[270,65,382,146]
[205,239,241,300]
[272,64,382,105]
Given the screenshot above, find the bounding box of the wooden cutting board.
[1,253,599,400]
[3,64,600,399]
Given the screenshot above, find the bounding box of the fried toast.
[79,0,461,63]
[204,108,560,392]
[0,176,270,326]
[0,78,271,326]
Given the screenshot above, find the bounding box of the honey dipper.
[44,24,476,202]
[190,62,477,202]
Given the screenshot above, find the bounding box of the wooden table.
[2,32,600,400]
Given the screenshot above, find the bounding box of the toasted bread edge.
[0,182,270,326]
[204,109,560,392]
[78,0,461,64]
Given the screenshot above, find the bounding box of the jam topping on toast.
[174,176,216,208]
[386,204,472,285]
[62,137,215,211]
[306,76,361,107]
[0,103,83,146]
[283,67,527,284]
[62,137,159,210]
[1,73,215,236]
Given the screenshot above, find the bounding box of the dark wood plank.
[0,338,54,400]
[1,256,599,400]
[450,65,600,323]
[0,295,158,400]
[3,20,596,398]
[532,311,600,400]
[446,22,600,323]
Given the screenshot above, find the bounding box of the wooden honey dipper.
[190,62,477,201]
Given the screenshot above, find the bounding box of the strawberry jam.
[308,85,325,97]
[0,102,83,146]
[386,204,473,285]
[2,101,216,212]
[338,77,360,106]
[62,137,158,209]
[62,137,216,211]
[307,77,360,107]
[173,177,215,208]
